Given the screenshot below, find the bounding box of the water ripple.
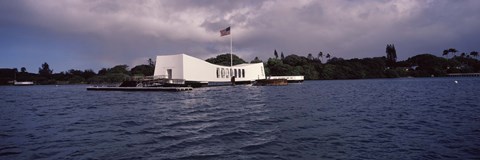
[0,78,479,159]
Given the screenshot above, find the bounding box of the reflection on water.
[0,78,479,159]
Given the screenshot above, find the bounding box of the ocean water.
[1,77,479,159]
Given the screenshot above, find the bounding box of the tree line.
[212,46,480,80]
[1,45,479,85]
[284,47,478,79]
[0,59,155,85]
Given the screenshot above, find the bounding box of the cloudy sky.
[1,0,479,72]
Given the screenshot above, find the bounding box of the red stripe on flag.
[220,27,230,36]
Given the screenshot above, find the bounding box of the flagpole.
[230,27,233,67]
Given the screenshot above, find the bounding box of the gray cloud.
[1,0,479,72]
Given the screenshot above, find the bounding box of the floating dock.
[267,76,304,83]
[86,86,193,91]
[254,79,288,86]
[447,73,480,77]
[14,81,34,86]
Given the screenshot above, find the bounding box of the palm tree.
[307,53,313,60]
[318,51,323,62]
[386,44,397,68]
[442,49,449,58]
[448,48,458,57]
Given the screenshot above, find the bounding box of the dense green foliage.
[250,57,262,63]
[260,47,480,80]
[206,53,246,66]
[0,59,155,85]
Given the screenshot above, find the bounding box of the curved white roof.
[154,54,265,82]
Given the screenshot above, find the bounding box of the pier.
[446,73,480,77]
[86,86,193,92]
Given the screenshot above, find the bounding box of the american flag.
[220,27,230,36]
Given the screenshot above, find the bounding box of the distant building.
[153,54,265,86]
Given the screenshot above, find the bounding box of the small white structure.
[14,81,34,86]
[268,76,304,82]
[153,54,265,85]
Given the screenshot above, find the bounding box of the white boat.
[14,81,34,86]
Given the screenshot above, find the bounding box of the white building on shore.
[153,54,266,86]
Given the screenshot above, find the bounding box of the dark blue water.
[1,78,479,159]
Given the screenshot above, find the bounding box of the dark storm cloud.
[1,0,479,72]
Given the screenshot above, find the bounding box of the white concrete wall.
[236,63,266,81]
[154,54,266,82]
[182,54,219,82]
[154,54,184,79]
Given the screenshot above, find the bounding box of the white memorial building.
[153,54,266,86]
